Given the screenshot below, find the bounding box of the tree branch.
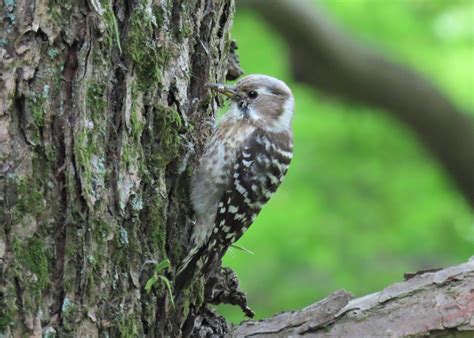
[244,0,474,207]
[232,259,474,336]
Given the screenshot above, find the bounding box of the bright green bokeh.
[220,0,474,323]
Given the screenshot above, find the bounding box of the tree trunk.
[0,0,236,336]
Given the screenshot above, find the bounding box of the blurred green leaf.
[154,259,170,273]
[159,275,175,307]
[145,275,158,294]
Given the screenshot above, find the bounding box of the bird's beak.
[206,83,237,99]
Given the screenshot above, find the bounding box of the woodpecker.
[175,74,294,289]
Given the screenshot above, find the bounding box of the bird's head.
[207,74,294,132]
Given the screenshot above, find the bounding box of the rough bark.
[233,259,474,337]
[245,0,474,207]
[0,0,237,336]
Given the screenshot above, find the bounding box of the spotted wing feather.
[201,129,293,273]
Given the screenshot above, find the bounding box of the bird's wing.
[202,128,293,272]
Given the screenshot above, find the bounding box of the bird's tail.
[174,244,206,292]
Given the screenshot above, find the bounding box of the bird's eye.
[248,91,258,99]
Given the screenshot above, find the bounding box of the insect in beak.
[206,83,237,99]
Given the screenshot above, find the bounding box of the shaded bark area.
[245,0,474,207]
[0,0,236,335]
[233,259,474,337]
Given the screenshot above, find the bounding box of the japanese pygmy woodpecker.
[175,74,294,289]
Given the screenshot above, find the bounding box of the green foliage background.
[220,0,474,323]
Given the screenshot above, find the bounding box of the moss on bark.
[0,0,235,335]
